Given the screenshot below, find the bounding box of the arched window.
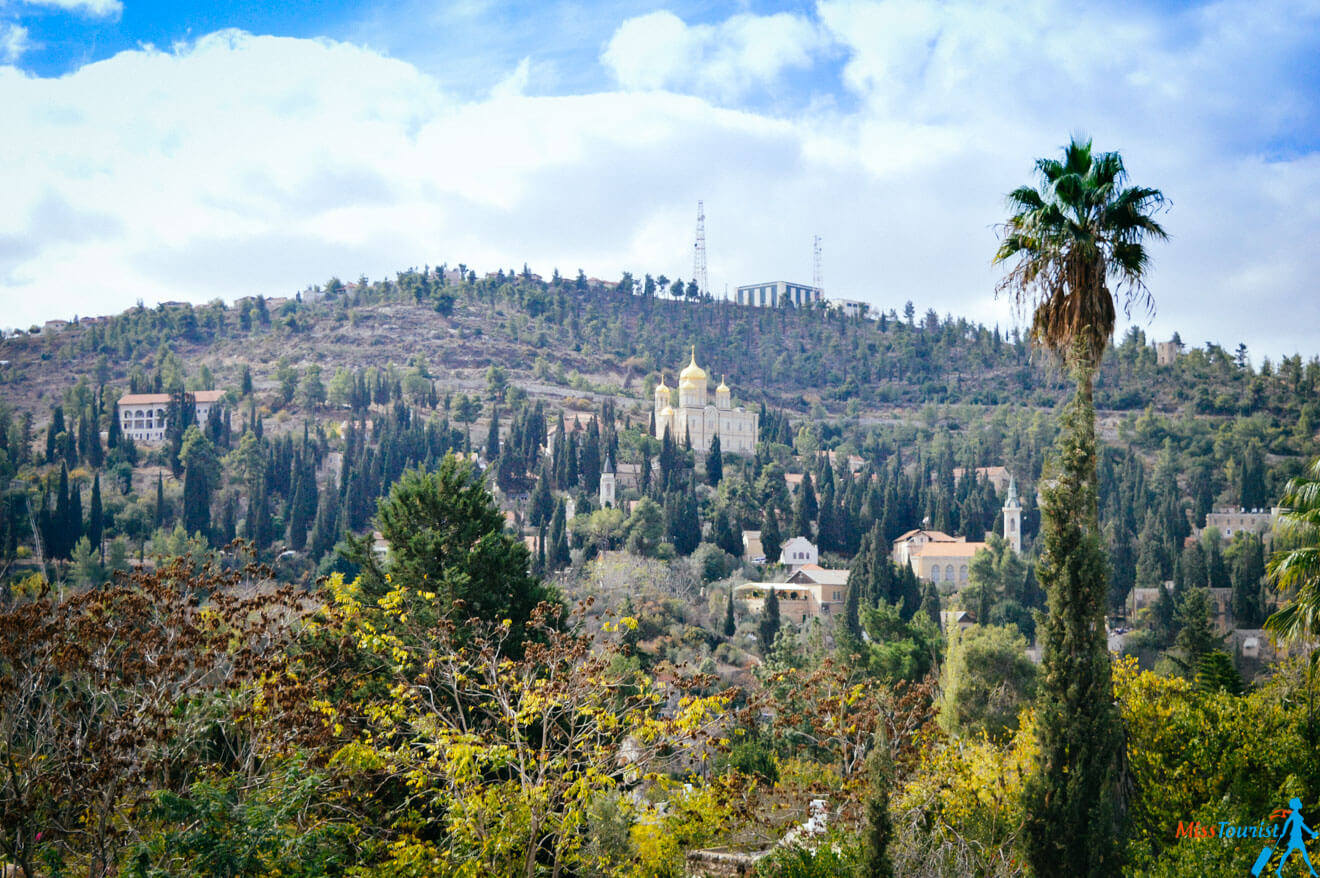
[931,566,940,583]
[959,565,968,582]
[946,564,955,581]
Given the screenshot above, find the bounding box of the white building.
[116,390,224,442]
[735,281,822,309]
[828,298,870,319]
[654,349,758,453]
[779,536,818,570]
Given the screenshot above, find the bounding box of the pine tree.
[1175,587,1221,672]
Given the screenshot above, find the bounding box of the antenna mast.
[694,200,708,297]
[812,234,823,300]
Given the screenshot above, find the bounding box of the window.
[959,565,968,582]
[946,564,954,581]
[931,566,940,583]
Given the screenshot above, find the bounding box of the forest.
[2,245,1320,876]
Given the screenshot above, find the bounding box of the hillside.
[1,268,1316,611]
[3,269,1317,428]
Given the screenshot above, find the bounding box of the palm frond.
[1264,457,1320,647]
[994,137,1165,367]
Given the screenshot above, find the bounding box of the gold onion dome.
[679,346,707,386]
[717,375,729,393]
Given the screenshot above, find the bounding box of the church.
[654,349,758,453]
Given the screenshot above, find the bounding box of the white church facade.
[654,349,758,453]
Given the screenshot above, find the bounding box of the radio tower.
[812,234,823,300]
[693,201,708,297]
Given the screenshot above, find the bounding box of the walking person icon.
[1277,798,1318,877]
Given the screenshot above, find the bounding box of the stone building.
[893,475,1024,585]
[654,348,757,453]
[116,390,224,443]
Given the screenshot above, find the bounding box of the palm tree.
[1265,456,1320,646]
[993,137,1167,877]
[995,137,1168,373]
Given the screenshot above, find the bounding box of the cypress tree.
[1230,535,1265,627]
[723,588,736,637]
[53,466,71,558]
[155,473,166,529]
[287,475,309,551]
[667,482,701,556]
[843,568,863,639]
[581,418,602,493]
[713,506,743,559]
[860,752,895,878]
[639,451,652,495]
[535,523,547,577]
[548,499,570,570]
[707,434,723,487]
[308,490,338,560]
[182,464,210,541]
[88,474,103,557]
[761,507,782,565]
[68,481,84,557]
[485,406,500,462]
[758,586,780,652]
[1020,369,1125,875]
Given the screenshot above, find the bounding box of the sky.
[2,0,1319,361]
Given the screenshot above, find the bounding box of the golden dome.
[679,347,707,385]
[716,375,729,393]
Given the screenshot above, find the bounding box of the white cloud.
[1,3,1318,359]
[601,10,827,100]
[20,0,122,18]
[1,22,30,62]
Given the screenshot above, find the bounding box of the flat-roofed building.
[1204,506,1278,541]
[735,281,822,309]
[116,390,224,443]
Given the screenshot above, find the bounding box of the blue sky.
[3,0,1319,360]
